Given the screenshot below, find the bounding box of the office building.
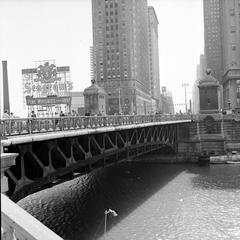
[203,0,240,112]
[160,87,174,114]
[70,91,85,115]
[203,0,223,82]
[148,6,161,112]
[220,0,240,112]
[92,0,152,115]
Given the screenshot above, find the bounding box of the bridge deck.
[1,120,191,147]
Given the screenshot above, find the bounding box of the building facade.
[220,0,240,112]
[148,6,161,112]
[203,0,223,82]
[92,0,154,115]
[192,54,207,114]
[203,0,240,113]
[160,87,174,115]
[70,91,85,115]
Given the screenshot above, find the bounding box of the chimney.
[2,61,10,113]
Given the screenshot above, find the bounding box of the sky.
[0,0,204,117]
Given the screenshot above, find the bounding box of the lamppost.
[104,209,118,238]
[182,83,189,113]
[117,88,122,114]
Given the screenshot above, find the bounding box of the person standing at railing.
[60,111,65,117]
[2,110,10,119]
[31,111,36,118]
[2,110,10,135]
[30,111,37,132]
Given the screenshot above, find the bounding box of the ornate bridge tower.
[197,69,225,155]
[198,69,221,114]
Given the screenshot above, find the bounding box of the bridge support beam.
[1,153,18,194]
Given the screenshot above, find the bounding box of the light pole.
[104,209,118,238]
[117,88,122,114]
[182,83,189,113]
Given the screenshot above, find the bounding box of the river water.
[18,163,240,240]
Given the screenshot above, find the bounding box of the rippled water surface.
[18,163,240,240]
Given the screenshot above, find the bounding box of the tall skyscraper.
[203,0,223,82]
[92,0,152,115]
[148,6,160,112]
[220,0,240,111]
[203,0,240,112]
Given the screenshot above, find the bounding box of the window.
[232,44,236,51]
[231,26,236,33]
[230,9,235,16]
[207,98,211,105]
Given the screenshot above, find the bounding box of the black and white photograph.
[1,0,240,239]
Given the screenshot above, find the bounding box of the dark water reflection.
[18,163,240,240]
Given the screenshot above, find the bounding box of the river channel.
[18,163,240,240]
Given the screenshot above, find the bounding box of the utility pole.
[182,83,189,113]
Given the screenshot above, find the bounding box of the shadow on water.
[18,160,186,240]
[187,164,240,191]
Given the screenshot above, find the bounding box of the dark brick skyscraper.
[92,0,152,114]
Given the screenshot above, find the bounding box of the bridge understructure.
[3,123,178,202]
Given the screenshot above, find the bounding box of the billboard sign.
[22,61,72,100]
[26,96,72,106]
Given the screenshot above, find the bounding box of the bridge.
[1,113,240,240]
[1,113,240,202]
[1,114,192,201]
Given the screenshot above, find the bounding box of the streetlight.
[104,209,118,237]
[117,88,122,114]
[182,83,189,113]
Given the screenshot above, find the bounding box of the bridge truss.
[4,123,178,201]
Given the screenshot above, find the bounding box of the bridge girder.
[4,124,178,201]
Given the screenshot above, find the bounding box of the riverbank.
[132,152,240,164]
[132,153,199,164]
[210,153,240,164]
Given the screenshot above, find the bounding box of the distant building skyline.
[0,0,204,117]
[160,86,174,114]
[192,54,206,114]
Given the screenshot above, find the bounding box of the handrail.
[1,193,63,240]
[0,114,193,137]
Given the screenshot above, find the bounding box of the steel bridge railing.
[0,114,192,137]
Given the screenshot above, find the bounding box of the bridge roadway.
[1,114,192,202]
[0,114,192,138]
[1,115,192,146]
